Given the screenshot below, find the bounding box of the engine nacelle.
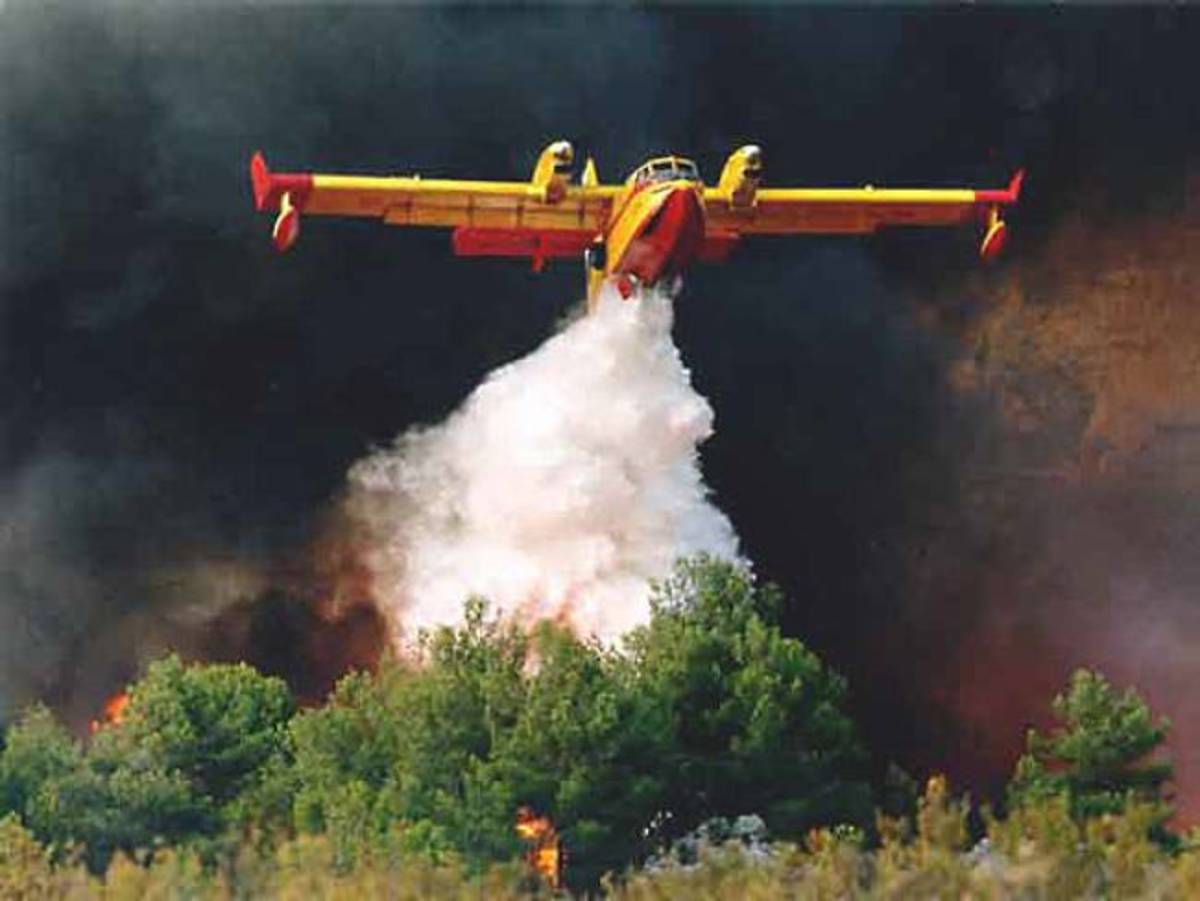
[717,144,763,208]
[979,206,1008,262]
[530,140,574,203]
[272,191,300,252]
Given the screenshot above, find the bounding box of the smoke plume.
[903,198,1200,817]
[345,286,739,644]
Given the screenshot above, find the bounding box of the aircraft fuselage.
[587,156,714,303]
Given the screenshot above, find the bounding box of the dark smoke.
[2,1,1200,820]
[196,507,387,705]
[893,201,1200,818]
[200,592,386,707]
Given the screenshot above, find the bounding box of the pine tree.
[1009,669,1172,836]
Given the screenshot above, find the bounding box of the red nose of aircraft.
[620,185,706,288]
[659,186,706,276]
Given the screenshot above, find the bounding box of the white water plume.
[346,285,739,645]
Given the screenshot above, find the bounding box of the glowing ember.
[89,691,129,734]
[515,806,562,889]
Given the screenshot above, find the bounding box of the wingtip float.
[249,142,1022,310]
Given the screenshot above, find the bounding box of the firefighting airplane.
[250,141,1022,311]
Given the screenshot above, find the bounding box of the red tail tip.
[976,169,1026,206]
[250,151,271,211]
[1008,168,1026,201]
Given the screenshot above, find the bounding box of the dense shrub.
[6,782,1198,898]
[613,779,1200,900]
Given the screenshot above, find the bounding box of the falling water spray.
[345,286,739,644]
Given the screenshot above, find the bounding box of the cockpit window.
[632,159,701,186]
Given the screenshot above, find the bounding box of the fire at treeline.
[0,557,1194,896]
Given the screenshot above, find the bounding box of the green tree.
[287,561,874,889]
[30,754,204,872]
[0,704,198,870]
[0,657,295,871]
[386,598,528,851]
[289,666,411,862]
[289,599,528,866]
[626,557,873,843]
[0,706,80,824]
[1009,668,1172,831]
[290,602,662,887]
[101,655,296,812]
[475,623,670,888]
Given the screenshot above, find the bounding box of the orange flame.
[89,691,129,734]
[515,806,562,889]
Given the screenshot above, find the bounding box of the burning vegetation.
[515,807,563,890]
[87,691,129,734]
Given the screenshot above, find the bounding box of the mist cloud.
[347,286,738,644]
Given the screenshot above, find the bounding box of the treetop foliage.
[0,558,874,890]
[285,558,871,889]
[1009,668,1173,830]
[101,655,295,806]
[0,657,294,872]
[0,558,1188,895]
[625,557,871,838]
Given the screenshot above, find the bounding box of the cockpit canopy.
[628,156,701,187]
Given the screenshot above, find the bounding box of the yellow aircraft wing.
[250,146,619,264]
[703,166,1024,260]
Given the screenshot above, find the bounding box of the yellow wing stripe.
[304,175,618,231]
[753,187,977,203]
[703,186,981,235]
